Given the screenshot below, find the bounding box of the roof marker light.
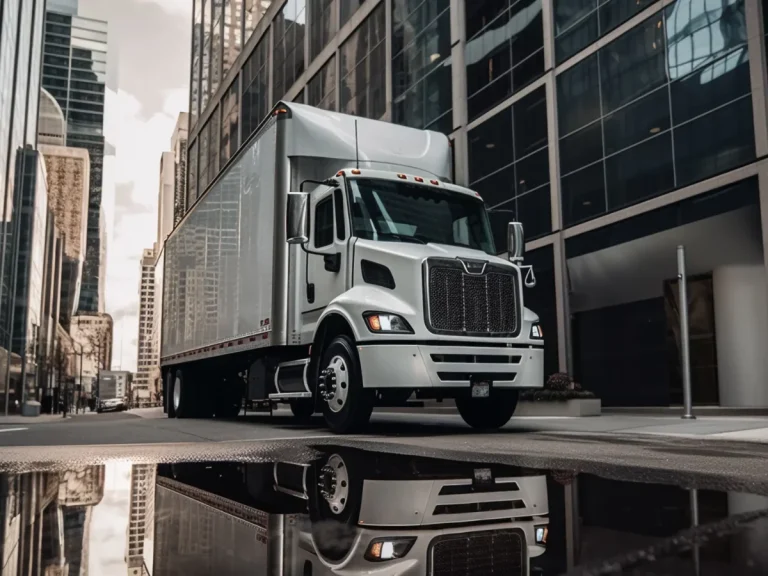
[274,108,288,115]
[430,179,439,185]
[351,169,361,175]
[475,192,482,199]
[414,176,424,182]
[337,170,345,177]
[397,174,407,179]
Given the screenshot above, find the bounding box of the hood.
[354,238,513,268]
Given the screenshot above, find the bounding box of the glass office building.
[186,0,768,408]
[0,0,47,410]
[41,9,108,313]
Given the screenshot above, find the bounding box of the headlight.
[364,537,416,561]
[530,323,543,340]
[535,524,548,545]
[363,312,413,334]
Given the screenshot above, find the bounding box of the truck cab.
[284,167,543,433]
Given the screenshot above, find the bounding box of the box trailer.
[160,102,544,432]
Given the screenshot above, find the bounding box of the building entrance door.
[663,274,719,406]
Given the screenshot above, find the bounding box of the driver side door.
[301,188,348,331]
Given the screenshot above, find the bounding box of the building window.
[310,0,336,61]
[223,0,243,74]
[392,0,453,135]
[242,35,270,141]
[191,0,204,127]
[557,2,753,228]
[274,0,307,99]
[187,139,199,207]
[465,0,545,122]
[245,0,273,43]
[468,86,550,247]
[340,4,385,119]
[202,0,212,110]
[221,77,239,166]
[340,0,364,27]
[553,0,655,65]
[308,56,336,111]
[211,0,223,96]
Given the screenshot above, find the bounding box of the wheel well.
[309,313,355,389]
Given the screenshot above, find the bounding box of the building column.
[712,264,768,407]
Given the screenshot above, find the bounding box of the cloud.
[133,0,191,16]
[114,182,154,219]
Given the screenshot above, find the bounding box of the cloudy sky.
[78,0,191,371]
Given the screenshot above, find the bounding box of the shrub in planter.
[520,372,596,402]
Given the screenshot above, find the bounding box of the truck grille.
[430,529,524,576]
[425,259,520,336]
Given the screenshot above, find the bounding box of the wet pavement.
[1,443,766,575]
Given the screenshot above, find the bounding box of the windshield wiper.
[377,232,428,245]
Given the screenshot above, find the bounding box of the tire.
[317,335,374,434]
[308,451,365,562]
[171,369,194,419]
[290,399,315,422]
[456,389,519,430]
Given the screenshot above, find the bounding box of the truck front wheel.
[317,335,374,434]
[456,390,519,430]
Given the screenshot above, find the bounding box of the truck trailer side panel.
[162,117,279,359]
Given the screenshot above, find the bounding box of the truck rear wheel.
[171,370,194,419]
[318,335,374,434]
[456,390,519,430]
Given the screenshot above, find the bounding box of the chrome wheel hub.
[318,356,348,413]
[318,454,349,514]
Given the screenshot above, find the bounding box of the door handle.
[324,253,341,273]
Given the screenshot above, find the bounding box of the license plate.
[471,382,490,398]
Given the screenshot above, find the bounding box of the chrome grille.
[426,260,519,336]
[430,530,524,576]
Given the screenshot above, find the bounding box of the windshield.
[347,178,496,254]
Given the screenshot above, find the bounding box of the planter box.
[515,398,601,417]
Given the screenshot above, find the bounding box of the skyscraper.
[135,248,157,407]
[0,0,47,412]
[41,7,108,313]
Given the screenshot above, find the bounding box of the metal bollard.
[678,245,695,420]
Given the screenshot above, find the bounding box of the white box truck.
[161,102,544,433]
[153,449,549,576]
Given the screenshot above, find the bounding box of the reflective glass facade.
[42,10,108,313]
[186,0,768,399]
[557,0,752,227]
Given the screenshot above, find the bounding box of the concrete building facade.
[38,143,90,327]
[69,312,113,399]
[184,0,768,408]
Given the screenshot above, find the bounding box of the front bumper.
[357,343,544,389]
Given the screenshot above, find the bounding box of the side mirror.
[507,222,525,262]
[287,192,309,244]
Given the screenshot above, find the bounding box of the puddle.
[2,446,767,575]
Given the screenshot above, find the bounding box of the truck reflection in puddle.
[153,449,549,576]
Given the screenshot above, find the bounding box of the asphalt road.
[0,408,767,496]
